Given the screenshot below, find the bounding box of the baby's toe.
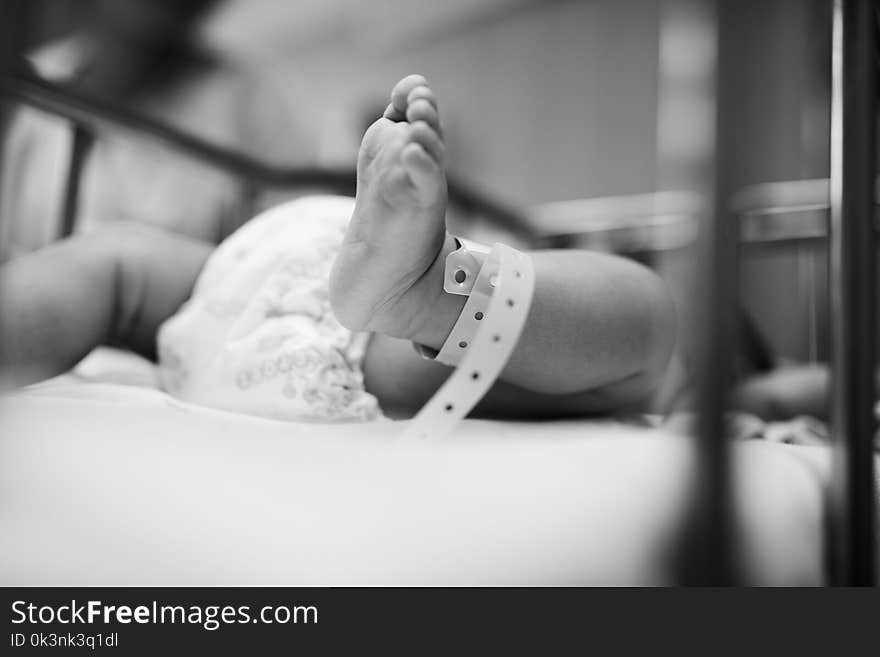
[358,116,396,165]
[407,85,437,110]
[406,98,440,131]
[408,121,445,164]
[387,74,428,121]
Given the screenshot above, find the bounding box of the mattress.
[0,349,828,585]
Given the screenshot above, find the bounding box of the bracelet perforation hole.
[507,298,515,307]
[454,269,467,284]
[492,334,501,343]
[444,403,454,412]
[474,311,484,320]
[458,341,468,348]
[471,371,480,380]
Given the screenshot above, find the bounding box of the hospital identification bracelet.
[402,240,535,440]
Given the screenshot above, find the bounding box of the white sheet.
[0,351,827,585]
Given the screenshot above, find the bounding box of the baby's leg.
[333,76,677,415]
[0,222,211,386]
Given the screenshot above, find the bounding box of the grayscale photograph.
[0,0,876,615]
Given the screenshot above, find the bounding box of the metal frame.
[687,0,737,585]
[827,0,877,586]
[0,68,537,242]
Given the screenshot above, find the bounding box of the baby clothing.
[157,195,382,422]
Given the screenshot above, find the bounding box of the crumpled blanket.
[156,195,382,422]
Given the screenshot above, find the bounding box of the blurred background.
[0,0,837,368]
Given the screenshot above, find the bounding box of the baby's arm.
[0,222,211,386]
[362,238,676,416]
[731,363,834,421]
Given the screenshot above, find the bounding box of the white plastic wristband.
[401,242,535,440]
[413,238,496,367]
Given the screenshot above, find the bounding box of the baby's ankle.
[393,233,466,348]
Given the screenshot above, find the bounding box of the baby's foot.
[330,74,451,339]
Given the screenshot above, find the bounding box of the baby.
[0,75,676,420]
